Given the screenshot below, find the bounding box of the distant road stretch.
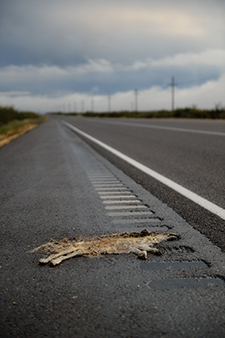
[62,117,225,240]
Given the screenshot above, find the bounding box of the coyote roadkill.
[31,229,178,266]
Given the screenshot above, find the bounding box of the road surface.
[1,117,225,337]
[63,116,225,250]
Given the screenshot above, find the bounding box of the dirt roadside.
[0,123,38,148]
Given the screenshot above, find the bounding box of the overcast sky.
[0,0,225,113]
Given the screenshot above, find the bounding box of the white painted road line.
[90,180,119,183]
[107,211,153,216]
[98,191,131,195]
[105,205,147,210]
[100,195,136,199]
[62,120,225,220]
[96,120,225,137]
[95,187,128,191]
[89,175,113,178]
[112,219,160,224]
[93,184,124,187]
[102,200,141,204]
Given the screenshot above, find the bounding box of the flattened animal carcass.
[31,229,178,266]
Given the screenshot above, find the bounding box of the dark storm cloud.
[0,0,224,111]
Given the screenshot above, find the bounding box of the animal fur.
[31,229,178,266]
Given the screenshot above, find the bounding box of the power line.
[108,95,111,113]
[81,100,84,113]
[91,97,94,112]
[176,73,219,86]
[134,89,138,112]
[169,76,177,112]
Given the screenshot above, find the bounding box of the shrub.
[0,105,39,126]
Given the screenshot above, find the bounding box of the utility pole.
[170,76,176,112]
[74,102,77,113]
[91,97,94,112]
[108,95,111,113]
[81,101,84,113]
[134,89,138,113]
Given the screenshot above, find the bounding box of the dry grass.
[0,116,48,148]
[31,229,178,266]
[0,123,37,148]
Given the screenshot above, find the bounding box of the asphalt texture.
[62,116,225,251]
[64,117,225,209]
[1,117,225,338]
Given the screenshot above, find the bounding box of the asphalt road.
[1,117,225,337]
[64,117,225,209]
[62,116,225,251]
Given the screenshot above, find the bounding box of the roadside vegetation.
[50,105,225,119]
[0,105,47,148]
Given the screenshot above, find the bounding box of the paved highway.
[63,116,225,250]
[1,117,225,337]
[64,117,225,209]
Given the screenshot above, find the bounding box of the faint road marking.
[94,120,225,137]
[62,121,225,220]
